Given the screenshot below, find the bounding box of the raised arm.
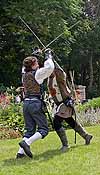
[35,49,54,84]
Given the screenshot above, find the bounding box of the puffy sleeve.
[35,58,54,84]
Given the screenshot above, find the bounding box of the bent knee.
[38,129,49,139]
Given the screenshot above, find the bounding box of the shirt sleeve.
[35,58,54,84]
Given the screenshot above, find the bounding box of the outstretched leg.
[65,117,93,145]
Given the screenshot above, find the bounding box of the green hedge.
[0,97,100,136]
[0,102,53,134]
[0,103,24,133]
[76,97,100,112]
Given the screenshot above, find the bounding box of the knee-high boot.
[74,122,93,145]
[56,127,70,152]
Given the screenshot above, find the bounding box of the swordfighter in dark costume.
[48,62,93,152]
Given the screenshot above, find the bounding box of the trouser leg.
[19,100,49,158]
[65,117,93,145]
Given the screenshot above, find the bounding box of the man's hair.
[23,56,37,72]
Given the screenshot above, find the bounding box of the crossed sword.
[19,16,80,143]
[19,16,80,50]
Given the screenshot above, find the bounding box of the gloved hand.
[44,48,53,60]
[32,47,42,57]
[64,96,74,108]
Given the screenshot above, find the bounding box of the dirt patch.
[0,127,22,139]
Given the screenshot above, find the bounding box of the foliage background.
[0,0,100,98]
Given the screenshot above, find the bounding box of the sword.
[19,16,79,70]
[44,20,80,49]
[19,16,63,70]
[19,16,80,50]
[19,16,46,49]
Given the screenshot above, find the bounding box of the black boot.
[74,122,93,145]
[56,127,70,152]
[16,153,26,159]
[19,140,33,158]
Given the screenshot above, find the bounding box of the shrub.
[76,97,100,112]
[75,97,100,126]
[0,102,24,133]
[0,97,100,139]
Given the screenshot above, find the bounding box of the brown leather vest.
[55,68,71,100]
[48,67,71,104]
[23,70,41,98]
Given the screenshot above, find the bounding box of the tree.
[0,0,83,88]
[68,0,100,98]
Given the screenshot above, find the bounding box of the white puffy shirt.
[35,58,54,84]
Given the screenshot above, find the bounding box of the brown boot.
[85,134,93,145]
[74,122,93,145]
[56,127,70,152]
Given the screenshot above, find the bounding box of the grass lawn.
[0,125,100,175]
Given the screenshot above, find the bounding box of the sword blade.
[19,16,46,48]
[44,20,80,49]
[45,32,64,49]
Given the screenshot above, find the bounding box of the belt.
[24,98,39,101]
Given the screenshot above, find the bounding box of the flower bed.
[0,127,21,139]
[0,96,100,139]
